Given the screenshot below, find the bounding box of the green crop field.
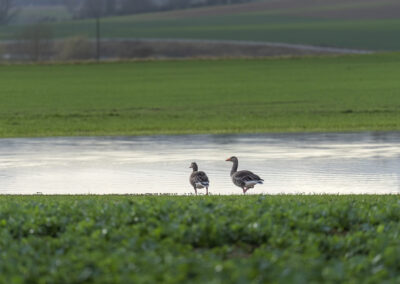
[1,0,400,50]
[0,195,399,283]
[1,53,400,138]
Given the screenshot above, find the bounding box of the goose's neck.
[230,160,238,176]
[192,165,198,172]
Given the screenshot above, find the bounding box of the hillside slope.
[1,0,399,50]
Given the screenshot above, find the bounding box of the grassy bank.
[1,53,400,137]
[0,195,399,283]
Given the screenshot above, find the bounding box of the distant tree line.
[2,0,65,25]
[165,0,253,10]
[0,0,23,25]
[14,0,64,5]
[63,0,256,19]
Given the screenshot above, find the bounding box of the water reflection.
[0,132,400,195]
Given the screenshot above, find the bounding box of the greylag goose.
[226,156,263,194]
[189,162,210,195]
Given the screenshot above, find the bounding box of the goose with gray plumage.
[226,156,263,194]
[189,162,210,195]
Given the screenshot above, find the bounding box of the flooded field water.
[0,132,400,195]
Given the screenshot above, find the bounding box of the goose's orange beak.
[226,157,231,161]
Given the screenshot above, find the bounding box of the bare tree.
[18,23,53,61]
[0,0,14,25]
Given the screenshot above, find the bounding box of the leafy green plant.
[0,195,400,283]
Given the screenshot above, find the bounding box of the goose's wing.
[191,171,209,186]
[234,170,263,182]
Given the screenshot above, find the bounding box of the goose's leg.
[206,187,209,196]
[194,187,197,195]
[242,187,247,194]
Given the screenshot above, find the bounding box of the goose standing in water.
[189,162,210,195]
[226,156,263,194]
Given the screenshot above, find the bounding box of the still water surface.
[1,132,400,195]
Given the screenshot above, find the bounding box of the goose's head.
[189,162,198,171]
[225,156,238,163]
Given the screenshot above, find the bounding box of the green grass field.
[1,53,400,138]
[1,0,400,50]
[1,195,399,283]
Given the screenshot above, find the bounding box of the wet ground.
[0,132,399,195]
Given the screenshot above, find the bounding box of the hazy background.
[1,0,399,61]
